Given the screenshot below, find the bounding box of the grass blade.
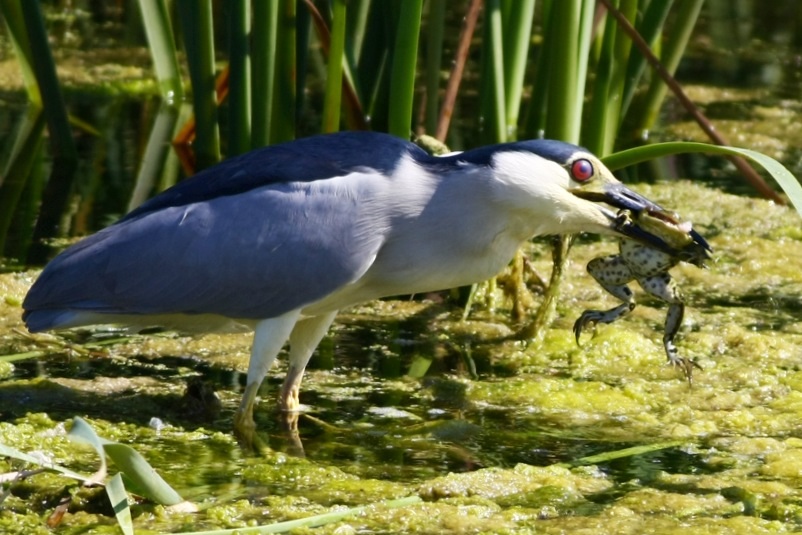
[106,473,134,535]
[176,496,422,535]
[636,0,704,132]
[346,0,372,67]
[69,416,184,505]
[619,0,674,119]
[104,443,184,506]
[67,416,108,484]
[563,440,686,467]
[127,102,180,211]
[19,0,79,264]
[544,0,581,139]
[602,142,802,215]
[0,443,93,483]
[137,0,184,101]
[602,0,782,204]
[544,0,590,143]
[0,350,48,363]
[584,0,637,155]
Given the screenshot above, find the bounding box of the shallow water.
[3,182,802,533]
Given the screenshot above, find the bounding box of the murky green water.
[4,181,802,533]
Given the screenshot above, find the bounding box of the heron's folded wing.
[23,179,386,326]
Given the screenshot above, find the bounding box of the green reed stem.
[127,103,180,211]
[424,0,445,135]
[388,0,423,139]
[18,0,78,263]
[545,0,587,143]
[584,0,636,156]
[0,0,40,105]
[502,0,535,141]
[480,0,506,143]
[0,107,45,256]
[137,0,184,102]
[637,0,704,134]
[322,0,347,132]
[228,0,252,155]
[346,0,372,68]
[522,0,553,138]
[619,0,674,120]
[271,0,297,142]
[252,0,278,147]
[177,0,220,169]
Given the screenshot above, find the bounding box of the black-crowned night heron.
[22,131,705,444]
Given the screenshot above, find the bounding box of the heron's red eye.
[571,159,594,182]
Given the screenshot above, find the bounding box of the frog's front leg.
[573,255,636,343]
[637,272,699,382]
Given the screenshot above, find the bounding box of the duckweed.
[2,182,802,533]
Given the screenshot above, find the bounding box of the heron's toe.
[279,379,302,412]
[279,390,301,412]
[234,407,255,440]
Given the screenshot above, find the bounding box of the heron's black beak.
[571,182,712,264]
[571,182,661,214]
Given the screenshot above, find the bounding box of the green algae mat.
[2,181,802,533]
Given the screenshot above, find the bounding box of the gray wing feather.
[24,178,385,324]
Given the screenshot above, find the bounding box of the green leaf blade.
[602,142,802,218]
[107,473,134,535]
[103,443,183,505]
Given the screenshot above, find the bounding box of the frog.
[573,209,712,383]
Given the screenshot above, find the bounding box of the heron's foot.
[279,382,302,412]
[233,383,271,453]
[280,410,300,431]
[233,407,255,445]
[233,409,272,453]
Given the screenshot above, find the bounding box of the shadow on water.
[2,301,733,488]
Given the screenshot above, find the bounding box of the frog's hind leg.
[638,273,699,383]
[574,255,636,343]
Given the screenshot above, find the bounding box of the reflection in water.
[3,311,722,487]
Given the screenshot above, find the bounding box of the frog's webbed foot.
[665,335,701,385]
[662,301,700,384]
[636,274,698,384]
[576,255,637,345]
[573,303,635,344]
